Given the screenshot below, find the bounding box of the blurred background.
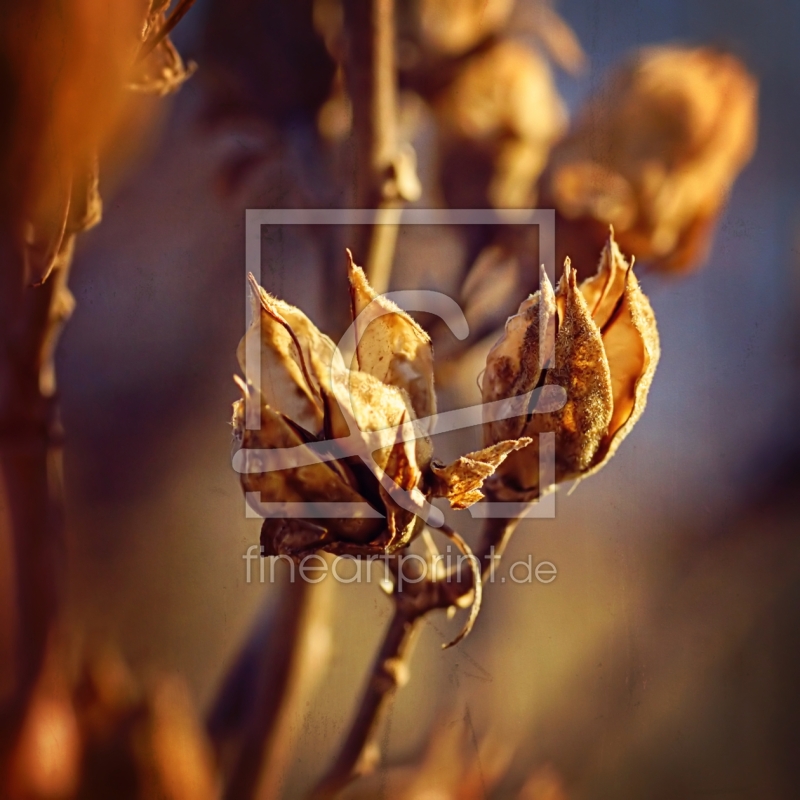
[39,0,800,796]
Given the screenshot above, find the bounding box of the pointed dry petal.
[347,252,436,424]
[588,268,660,470]
[237,276,333,435]
[579,227,630,329]
[526,260,613,481]
[431,439,531,509]
[482,263,557,444]
[336,370,426,550]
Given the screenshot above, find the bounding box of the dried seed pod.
[483,230,660,500]
[545,46,758,272]
[418,0,515,56]
[234,254,527,556]
[435,39,567,209]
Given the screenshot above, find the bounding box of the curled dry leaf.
[483,229,660,501]
[435,39,567,209]
[234,254,523,559]
[130,0,197,95]
[546,45,758,272]
[431,439,532,509]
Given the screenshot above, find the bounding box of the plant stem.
[210,566,333,800]
[343,0,416,294]
[310,513,524,798]
[0,246,73,735]
[310,601,420,799]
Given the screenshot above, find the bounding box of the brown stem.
[343,0,417,294]
[310,512,525,798]
[310,601,421,799]
[210,566,333,800]
[0,245,73,737]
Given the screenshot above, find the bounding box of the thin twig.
[310,509,525,798]
[310,600,420,799]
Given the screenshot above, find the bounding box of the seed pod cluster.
[233,253,529,558]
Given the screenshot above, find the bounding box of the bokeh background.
[52,0,800,796]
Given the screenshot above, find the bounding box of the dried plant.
[0,0,196,784]
[6,647,218,800]
[233,231,659,797]
[435,39,567,209]
[0,2,762,798]
[544,45,758,273]
[234,255,528,561]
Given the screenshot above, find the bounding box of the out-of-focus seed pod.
[233,253,529,556]
[545,46,758,273]
[435,40,567,209]
[418,0,515,56]
[483,230,660,501]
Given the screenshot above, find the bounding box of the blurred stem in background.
[343,0,420,293]
[208,567,333,800]
[0,242,72,741]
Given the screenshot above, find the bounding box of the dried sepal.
[544,260,614,477]
[435,40,567,209]
[234,399,384,544]
[237,278,327,436]
[578,227,629,329]
[260,518,328,558]
[482,263,557,444]
[587,265,660,471]
[348,251,436,424]
[431,439,532,509]
[546,46,758,272]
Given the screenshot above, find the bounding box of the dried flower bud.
[545,46,758,272]
[435,40,567,209]
[234,253,528,556]
[483,230,660,500]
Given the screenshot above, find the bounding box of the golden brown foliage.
[0,0,193,286]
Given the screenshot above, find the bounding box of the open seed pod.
[233,252,529,558]
[483,229,660,501]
